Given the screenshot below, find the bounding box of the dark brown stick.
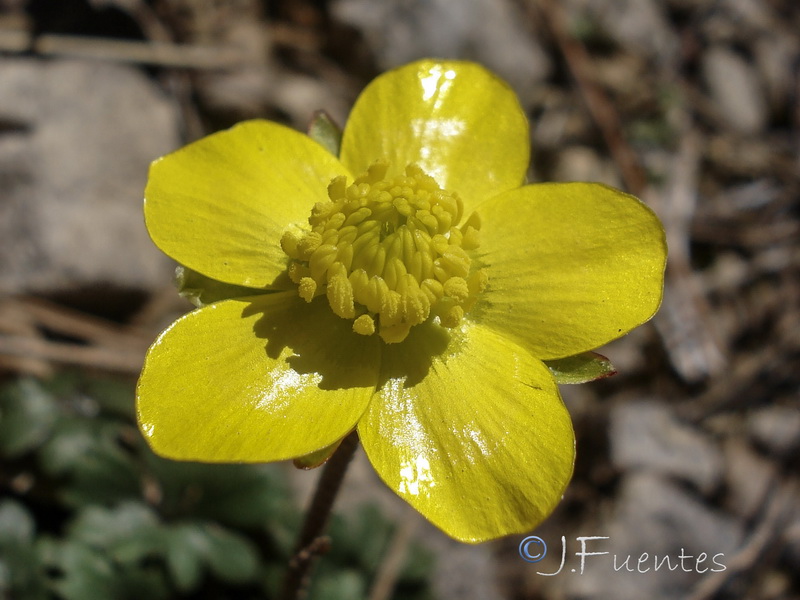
[535,0,648,195]
[280,431,359,600]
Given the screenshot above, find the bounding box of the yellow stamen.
[353,314,376,335]
[298,277,316,302]
[282,161,487,343]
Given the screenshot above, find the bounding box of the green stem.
[279,431,359,600]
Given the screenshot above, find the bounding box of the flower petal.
[137,292,380,462]
[145,120,349,288]
[340,60,530,213]
[474,183,667,360]
[358,321,575,543]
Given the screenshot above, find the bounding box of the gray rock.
[610,401,725,495]
[721,439,776,520]
[332,0,551,102]
[702,46,769,135]
[748,406,800,458]
[754,34,798,112]
[566,473,743,600]
[0,58,180,295]
[572,0,680,64]
[784,514,800,573]
[552,146,621,188]
[717,0,774,33]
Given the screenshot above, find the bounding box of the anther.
[353,314,375,336]
[281,161,486,343]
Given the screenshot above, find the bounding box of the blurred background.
[0,0,798,598]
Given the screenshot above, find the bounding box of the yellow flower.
[137,60,666,543]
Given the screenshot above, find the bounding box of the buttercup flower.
[137,59,666,543]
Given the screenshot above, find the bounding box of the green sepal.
[307,110,343,157]
[175,266,265,307]
[293,438,343,470]
[545,351,617,384]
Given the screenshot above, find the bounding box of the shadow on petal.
[243,295,381,391]
[243,292,458,392]
[376,318,454,389]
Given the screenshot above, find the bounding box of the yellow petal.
[358,321,575,543]
[340,60,529,213]
[145,120,349,288]
[136,292,380,462]
[474,183,667,360]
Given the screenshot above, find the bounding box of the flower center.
[281,161,487,343]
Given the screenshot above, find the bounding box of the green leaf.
[398,540,435,583]
[544,351,617,384]
[0,379,58,457]
[165,525,206,592]
[176,265,266,307]
[68,503,161,552]
[38,419,97,476]
[163,522,260,588]
[0,501,48,600]
[310,567,366,600]
[46,421,141,507]
[200,524,259,584]
[307,110,343,156]
[350,505,392,572]
[39,539,116,600]
[0,499,35,544]
[145,455,291,531]
[40,537,170,600]
[82,376,136,419]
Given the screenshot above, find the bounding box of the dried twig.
[368,516,419,600]
[0,300,53,377]
[0,296,155,375]
[0,334,144,373]
[535,0,648,194]
[687,479,799,600]
[0,28,249,69]
[15,297,151,350]
[281,432,360,600]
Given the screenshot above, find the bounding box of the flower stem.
[280,431,359,600]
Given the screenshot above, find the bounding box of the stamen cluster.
[281,161,487,343]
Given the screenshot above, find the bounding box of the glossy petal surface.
[358,321,575,543]
[137,292,380,462]
[145,120,349,288]
[340,60,529,213]
[474,183,667,360]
